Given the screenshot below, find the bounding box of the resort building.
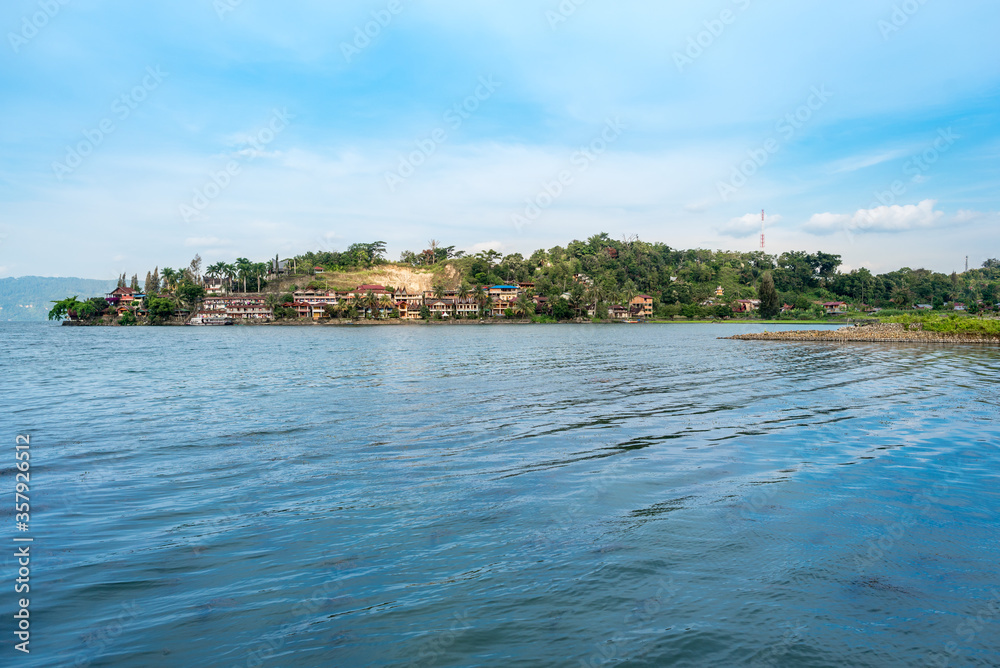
[106,287,136,305]
[630,295,654,318]
[427,299,456,318]
[489,285,519,303]
[204,277,225,295]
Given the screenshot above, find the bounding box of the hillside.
[0,276,117,321]
[268,264,460,294]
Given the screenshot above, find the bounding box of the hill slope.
[0,276,117,321]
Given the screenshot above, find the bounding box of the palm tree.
[473,285,486,317]
[206,262,224,279]
[513,293,534,319]
[363,290,378,319]
[483,296,495,318]
[216,263,235,292]
[378,294,394,319]
[235,258,253,292]
[622,281,638,309]
[433,283,446,301]
[160,268,178,293]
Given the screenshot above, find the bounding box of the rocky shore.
[725,322,1000,345]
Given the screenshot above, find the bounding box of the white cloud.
[716,212,782,238]
[469,241,505,254]
[803,199,944,235]
[828,150,907,174]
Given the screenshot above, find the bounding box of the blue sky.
[1,0,998,278]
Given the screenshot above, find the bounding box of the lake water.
[3,322,999,667]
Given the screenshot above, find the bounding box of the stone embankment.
[725,323,1000,345]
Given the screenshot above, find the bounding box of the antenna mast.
[760,210,765,250]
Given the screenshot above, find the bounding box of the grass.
[884,314,1000,336]
[646,318,841,325]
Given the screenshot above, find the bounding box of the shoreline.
[724,323,1000,345]
[60,318,859,327]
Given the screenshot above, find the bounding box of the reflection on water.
[2,322,999,667]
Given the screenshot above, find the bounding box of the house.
[455,299,478,318]
[293,290,341,311]
[609,305,630,320]
[781,303,794,313]
[628,304,648,319]
[204,277,225,295]
[227,303,273,320]
[398,301,421,320]
[628,295,654,318]
[715,286,725,297]
[733,299,760,313]
[292,301,313,319]
[953,303,966,311]
[271,259,291,276]
[489,285,519,302]
[427,299,455,318]
[105,287,134,305]
[395,287,424,308]
[915,303,933,310]
[822,301,847,314]
[314,266,326,274]
[203,296,273,321]
[201,297,230,313]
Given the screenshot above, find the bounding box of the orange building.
[630,295,654,318]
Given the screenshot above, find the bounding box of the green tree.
[48,296,81,321]
[362,291,378,319]
[758,272,780,319]
[378,294,395,319]
[473,285,486,315]
[160,268,178,292]
[713,303,733,319]
[552,298,573,320]
[419,305,431,320]
[513,293,534,319]
[681,303,702,319]
[176,283,206,308]
[147,297,176,324]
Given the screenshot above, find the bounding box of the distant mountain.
[0,276,117,322]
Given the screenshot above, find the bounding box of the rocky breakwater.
[725,322,1000,345]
